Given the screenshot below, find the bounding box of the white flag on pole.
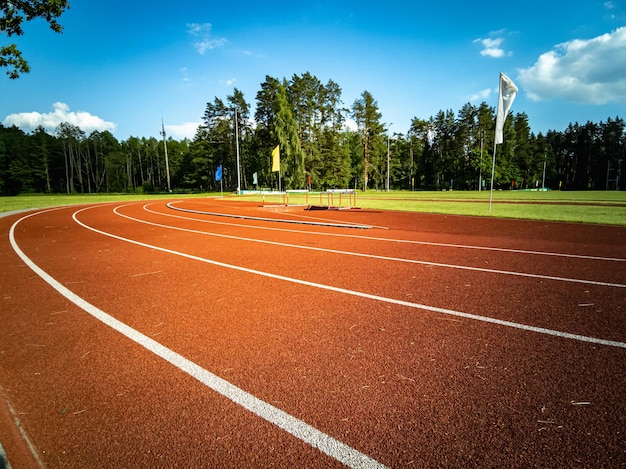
[494,72,518,145]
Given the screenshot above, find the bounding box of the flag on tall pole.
[494,72,518,145]
[490,72,518,214]
[272,145,281,192]
[272,145,280,172]
[216,164,223,197]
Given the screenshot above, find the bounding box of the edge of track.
[166,202,373,229]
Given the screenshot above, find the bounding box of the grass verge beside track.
[357,191,626,225]
[1,190,625,225]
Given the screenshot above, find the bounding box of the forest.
[1,72,624,196]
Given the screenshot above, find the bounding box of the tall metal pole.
[479,127,484,191]
[386,123,392,192]
[489,141,497,214]
[409,142,414,191]
[387,134,390,192]
[363,127,368,192]
[160,117,171,193]
[234,108,241,194]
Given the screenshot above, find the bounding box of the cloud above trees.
[3,102,116,134]
[165,122,201,140]
[187,23,227,54]
[474,32,512,58]
[518,26,626,104]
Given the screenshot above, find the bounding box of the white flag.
[494,72,518,145]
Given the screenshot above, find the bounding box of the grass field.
[356,190,626,225]
[1,190,625,225]
[0,193,212,214]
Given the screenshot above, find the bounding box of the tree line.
[1,71,624,196]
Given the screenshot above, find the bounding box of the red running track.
[1,198,625,468]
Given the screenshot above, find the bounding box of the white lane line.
[118,204,626,289]
[1,386,45,468]
[159,201,625,263]
[167,203,373,229]
[76,205,626,350]
[9,210,387,469]
[268,209,389,229]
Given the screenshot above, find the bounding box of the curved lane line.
[167,202,373,229]
[9,209,387,469]
[76,205,626,349]
[164,201,625,263]
[128,204,626,289]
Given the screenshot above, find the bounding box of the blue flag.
[216,164,223,181]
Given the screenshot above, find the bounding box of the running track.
[1,199,625,468]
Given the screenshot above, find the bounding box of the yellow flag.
[272,145,280,172]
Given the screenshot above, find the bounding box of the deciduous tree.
[1,0,70,78]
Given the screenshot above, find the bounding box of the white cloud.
[468,88,492,102]
[2,102,116,134]
[166,122,202,140]
[474,36,510,58]
[180,66,190,83]
[518,27,626,104]
[187,22,227,54]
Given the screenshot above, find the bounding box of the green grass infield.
[1,190,625,226]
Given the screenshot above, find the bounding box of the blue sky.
[2,0,626,140]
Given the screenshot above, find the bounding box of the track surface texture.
[1,198,625,468]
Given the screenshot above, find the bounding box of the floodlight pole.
[386,123,392,192]
[363,127,369,192]
[234,108,241,194]
[479,127,484,191]
[410,141,414,191]
[160,116,172,193]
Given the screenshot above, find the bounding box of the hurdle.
[304,189,357,210]
[240,189,357,209]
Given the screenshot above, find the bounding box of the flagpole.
[216,164,223,198]
[272,145,281,192]
[490,72,518,215]
[489,141,497,214]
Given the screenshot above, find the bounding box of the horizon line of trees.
[1,71,624,196]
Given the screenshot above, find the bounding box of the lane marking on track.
[9,209,387,469]
[160,201,625,263]
[182,198,390,228]
[266,210,389,229]
[1,384,45,468]
[123,204,626,288]
[167,202,373,229]
[75,205,626,350]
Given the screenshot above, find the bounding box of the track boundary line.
[159,202,624,263]
[129,204,625,288]
[0,385,45,468]
[166,202,373,229]
[70,205,626,349]
[9,209,387,469]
